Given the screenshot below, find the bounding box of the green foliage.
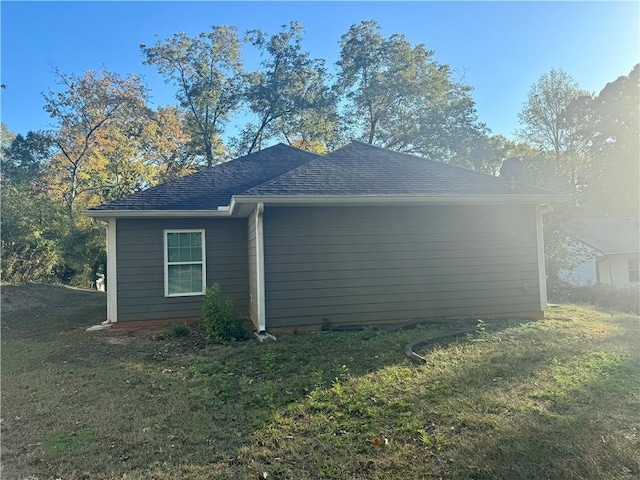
[516,68,593,199]
[236,21,337,154]
[166,323,190,338]
[3,69,194,286]
[155,323,191,340]
[0,181,106,286]
[141,25,243,166]
[0,129,106,286]
[515,64,639,218]
[336,20,487,163]
[201,283,253,342]
[43,68,150,219]
[583,64,639,216]
[549,280,640,315]
[55,222,106,287]
[0,183,67,283]
[1,130,53,184]
[514,68,635,284]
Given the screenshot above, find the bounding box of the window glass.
[165,231,205,296]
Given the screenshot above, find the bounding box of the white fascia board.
[600,251,640,256]
[561,234,640,258]
[232,194,570,206]
[84,194,569,219]
[84,209,233,218]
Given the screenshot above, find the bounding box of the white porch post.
[106,218,118,323]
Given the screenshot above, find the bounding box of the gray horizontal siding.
[263,205,541,328]
[116,218,248,322]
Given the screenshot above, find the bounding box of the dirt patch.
[103,335,133,345]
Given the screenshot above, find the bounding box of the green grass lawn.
[2,284,639,479]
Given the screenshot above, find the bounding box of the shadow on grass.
[4,285,637,480]
[456,354,640,479]
[5,285,512,479]
[229,315,639,479]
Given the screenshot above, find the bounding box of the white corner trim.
[107,218,118,323]
[255,203,266,332]
[536,205,548,311]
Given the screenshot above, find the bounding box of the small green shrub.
[166,324,190,337]
[202,283,253,342]
[152,324,190,341]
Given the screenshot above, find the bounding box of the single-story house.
[559,217,640,287]
[86,141,566,332]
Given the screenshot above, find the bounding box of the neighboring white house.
[559,217,640,287]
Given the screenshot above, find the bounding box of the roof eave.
[83,209,234,218]
[597,250,640,256]
[84,193,570,218]
[233,193,571,206]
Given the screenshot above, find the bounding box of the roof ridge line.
[238,146,323,196]
[338,140,557,193]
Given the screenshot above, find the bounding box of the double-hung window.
[164,230,206,297]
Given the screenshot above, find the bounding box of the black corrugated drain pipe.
[357,317,479,364]
[404,328,477,364]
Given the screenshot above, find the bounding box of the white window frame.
[163,229,206,297]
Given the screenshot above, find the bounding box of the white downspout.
[255,203,266,333]
[536,205,551,311]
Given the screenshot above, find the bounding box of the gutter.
[232,193,571,206]
[84,209,234,218]
[85,193,570,219]
[595,251,640,256]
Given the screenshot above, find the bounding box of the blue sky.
[1,1,639,140]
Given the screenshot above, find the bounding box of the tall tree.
[43,68,148,221]
[140,106,198,183]
[1,130,53,184]
[336,20,486,162]
[141,26,243,166]
[516,69,592,194]
[236,22,337,154]
[470,134,545,177]
[1,126,66,283]
[583,64,639,216]
[1,122,15,150]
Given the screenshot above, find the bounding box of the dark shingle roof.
[89,144,319,211]
[90,141,563,214]
[243,141,557,197]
